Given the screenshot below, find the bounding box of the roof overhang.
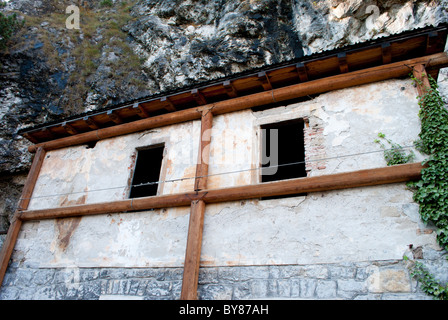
[19,24,448,145]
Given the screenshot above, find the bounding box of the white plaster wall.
[201,184,438,267]
[28,120,202,210]
[14,78,441,270]
[253,78,426,177]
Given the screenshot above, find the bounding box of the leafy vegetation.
[403,72,448,300]
[0,0,24,50]
[407,73,448,251]
[404,256,448,300]
[100,0,114,7]
[374,132,415,166]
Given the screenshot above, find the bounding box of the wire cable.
[20,144,418,201]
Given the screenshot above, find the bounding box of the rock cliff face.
[0,0,447,230]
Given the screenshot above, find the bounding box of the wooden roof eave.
[19,25,448,145]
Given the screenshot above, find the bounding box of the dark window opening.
[261,119,307,200]
[129,145,165,199]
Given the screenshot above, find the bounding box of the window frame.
[128,143,166,199]
[258,118,307,199]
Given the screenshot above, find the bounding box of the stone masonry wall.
[1,250,447,300]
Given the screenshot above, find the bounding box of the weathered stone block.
[315,280,337,299]
[368,268,411,293]
[299,278,317,298]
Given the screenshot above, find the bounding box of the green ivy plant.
[407,73,448,251]
[374,132,415,166]
[403,72,448,300]
[404,256,448,300]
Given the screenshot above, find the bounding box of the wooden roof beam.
[223,80,238,98]
[22,132,39,144]
[160,96,177,112]
[83,116,99,130]
[381,42,392,65]
[258,71,273,90]
[337,52,349,73]
[296,62,309,82]
[191,89,207,106]
[62,122,78,135]
[132,103,149,118]
[41,128,55,140]
[27,52,448,153]
[425,31,439,55]
[107,110,123,124]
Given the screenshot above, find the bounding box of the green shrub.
[100,0,114,8]
[0,3,24,50]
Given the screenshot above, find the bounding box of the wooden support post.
[194,110,213,191]
[412,64,431,97]
[0,147,46,287]
[180,199,206,300]
[181,108,213,300]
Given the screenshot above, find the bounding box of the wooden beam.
[160,96,177,112]
[191,89,207,106]
[62,122,78,135]
[132,103,149,118]
[425,31,439,55]
[0,147,46,287]
[337,52,349,73]
[258,71,273,90]
[83,116,99,130]
[181,108,213,300]
[270,52,448,108]
[19,192,195,221]
[194,110,213,191]
[22,132,39,144]
[107,110,123,124]
[223,80,238,98]
[381,42,392,65]
[19,163,423,221]
[27,53,448,153]
[412,64,431,97]
[180,199,206,300]
[296,62,309,82]
[203,162,424,203]
[41,127,54,140]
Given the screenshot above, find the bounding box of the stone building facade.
[1,27,448,300]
